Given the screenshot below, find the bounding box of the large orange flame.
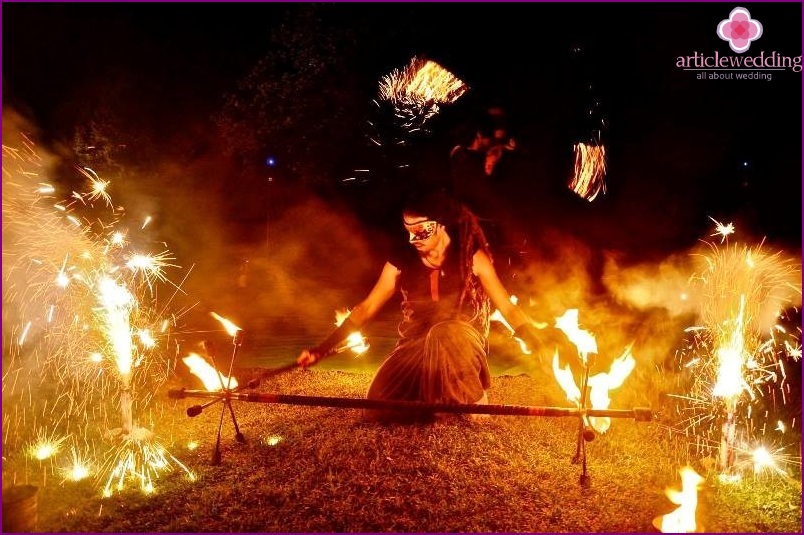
[555,309,597,363]
[552,309,636,433]
[182,353,238,391]
[586,345,636,433]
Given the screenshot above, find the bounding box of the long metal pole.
[169,388,655,420]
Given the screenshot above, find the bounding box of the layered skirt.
[365,319,491,422]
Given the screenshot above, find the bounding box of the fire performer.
[296,189,568,422]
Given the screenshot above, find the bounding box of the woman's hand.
[296,349,319,368]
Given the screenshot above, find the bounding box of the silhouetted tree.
[215,5,368,188]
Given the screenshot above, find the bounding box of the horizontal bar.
[168,388,655,421]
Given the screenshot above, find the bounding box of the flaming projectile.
[569,142,607,201]
[371,56,468,147]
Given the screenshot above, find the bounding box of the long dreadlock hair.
[402,188,493,337]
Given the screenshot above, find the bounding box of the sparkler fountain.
[712,296,748,475]
[3,135,195,497]
[668,219,801,480]
[99,278,136,436]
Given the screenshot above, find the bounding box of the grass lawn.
[3,369,800,533]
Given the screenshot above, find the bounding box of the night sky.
[3,3,801,241]
[3,2,802,267]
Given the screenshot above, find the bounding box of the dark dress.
[364,241,492,421]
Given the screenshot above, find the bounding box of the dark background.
[3,3,802,312]
[3,3,801,251]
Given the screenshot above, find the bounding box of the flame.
[210,311,242,338]
[586,346,636,433]
[654,466,704,533]
[182,353,238,390]
[711,295,749,407]
[333,309,370,355]
[490,295,519,333]
[551,347,636,433]
[552,352,581,404]
[555,309,597,362]
[345,332,370,354]
[334,309,351,327]
[569,142,607,201]
[489,308,514,334]
[551,309,636,433]
[491,296,536,354]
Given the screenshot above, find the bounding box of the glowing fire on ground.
[491,295,542,354]
[653,466,705,533]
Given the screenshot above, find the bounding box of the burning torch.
[186,312,248,465]
[296,311,369,369]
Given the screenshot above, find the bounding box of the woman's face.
[403,214,440,251]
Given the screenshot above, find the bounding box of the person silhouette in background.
[448,106,523,258]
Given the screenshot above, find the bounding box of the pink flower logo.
[717,7,763,53]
